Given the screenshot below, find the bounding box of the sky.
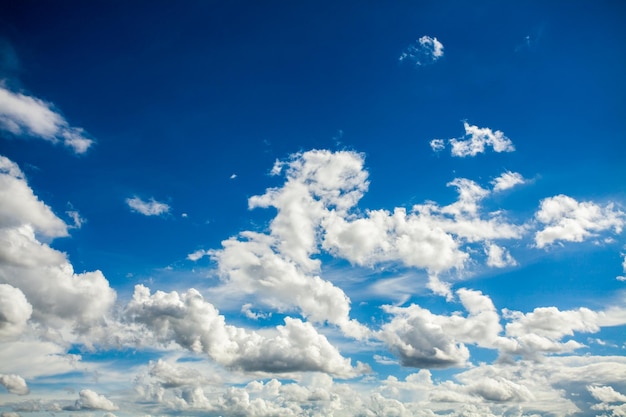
[0,1,625,416]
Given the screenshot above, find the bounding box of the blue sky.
[1,1,625,416]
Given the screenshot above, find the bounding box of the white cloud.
[0,155,116,335]
[0,85,94,154]
[126,196,170,216]
[0,284,32,338]
[186,249,210,261]
[125,285,366,377]
[429,138,445,152]
[241,303,270,320]
[485,242,517,268]
[502,303,626,357]
[449,122,515,157]
[67,389,119,411]
[534,195,625,248]
[379,289,506,368]
[491,171,526,192]
[588,385,626,403]
[0,155,67,237]
[65,209,85,229]
[0,373,29,395]
[399,36,444,66]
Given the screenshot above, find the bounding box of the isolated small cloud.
[187,249,209,261]
[429,122,515,157]
[399,36,444,66]
[449,122,515,157]
[0,85,94,154]
[0,373,29,395]
[126,196,170,216]
[429,138,445,152]
[492,171,525,192]
[534,195,624,248]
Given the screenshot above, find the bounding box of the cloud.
[0,155,116,334]
[0,85,94,154]
[588,385,626,403]
[65,209,85,229]
[502,303,626,357]
[448,122,515,157]
[0,373,29,395]
[65,389,119,411]
[429,138,445,152]
[534,195,625,248]
[379,289,506,368]
[485,242,517,268]
[125,285,366,377]
[148,359,212,389]
[399,36,444,66]
[0,284,32,338]
[491,171,526,192]
[0,155,68,237]
[187,249,210,261]
[126,196,170,216]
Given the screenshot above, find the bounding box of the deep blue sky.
[1,1,625,416]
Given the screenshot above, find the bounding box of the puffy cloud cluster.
[399,36,444,66]
[131,355,626,417]
[431,122,515,157]
[126,285,366,377]
[0,155,116,335]
[0,86,93,154]
[126,196,171,216]
[535,194,625,247]
[0,374,29,395]
[379,289,509,368]
[65,389,118,411]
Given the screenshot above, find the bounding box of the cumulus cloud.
[125,285,366,377]
[0,155,116,333]
[0,373,29,395]
[399,36,444,66]
[534,195,625,248]
[65,389,118,411]
[449,122,515,157]
[588,385,626,403]
[502,303,626,357]
[491,171,526,192]
[126,196,170,216]
[0,85,93,153]
[0,155,67,237]
[322,176,523,276]
[379,289,508,368]
[485,242,517,268]
[0,284,32,338]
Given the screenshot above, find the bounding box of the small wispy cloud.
[430,122,515,157]
[399,36,444,66]
[0,85,94,154]
[66,210,86,229]
[187,249,210,261]
[125,196,170,216]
